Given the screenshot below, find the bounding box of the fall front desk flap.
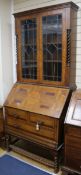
[4,83,70,118]
[65,89,81,127]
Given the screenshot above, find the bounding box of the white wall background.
[13,0,81,12]
[0,0,14,105]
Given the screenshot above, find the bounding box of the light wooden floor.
[0,148,62,175]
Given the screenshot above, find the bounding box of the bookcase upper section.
[14,2,78,87]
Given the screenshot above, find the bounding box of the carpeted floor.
[0,154,53,175]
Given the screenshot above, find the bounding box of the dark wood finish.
[4,83,70,173]
[14,2,78,87]
[62,90,81,175]
[0,106,3,137]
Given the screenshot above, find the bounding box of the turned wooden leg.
[6,135,10,152]
[54,152,58,173]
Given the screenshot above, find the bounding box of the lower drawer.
[65,158,81,172]
[6,117,55,140]
[65,125,81,138]
[65,135,81,149]
[65,145,81,160]
[65,146,81,172]
[6,126,56,149]
[65,135,81,172]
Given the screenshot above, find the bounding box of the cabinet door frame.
[16,14,40,83]
[15,7,70,86]
[39,9,67,86]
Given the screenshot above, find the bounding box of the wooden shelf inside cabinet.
[14,2,78,87]
[62,90,81,175]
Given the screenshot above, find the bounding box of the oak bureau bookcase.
[4,2,78,173]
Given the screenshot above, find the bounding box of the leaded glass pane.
[42,14,62,81]
[21,18,37,79]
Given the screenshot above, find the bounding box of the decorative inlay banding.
[40,105,49,109]
[17,88,27,93]
[42,92,55,96]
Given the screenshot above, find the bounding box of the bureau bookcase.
[4,2,78,173]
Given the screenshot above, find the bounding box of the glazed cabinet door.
[39,9,67,86]
[16,15,40,83]
[15,7,71,86]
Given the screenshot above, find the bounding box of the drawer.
[65,125,81,138]
[65,145,81,159]
[5,107,27,121]
[65,135,81,149]
[65,146,81,172]
[29,112,55,128]
[6,117,55,140]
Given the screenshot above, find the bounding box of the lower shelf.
[10,139,54,167]
[6,135,63,173]
[10,144,54,167]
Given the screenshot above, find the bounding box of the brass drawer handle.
[36,121,43,131]
[80,166,81,169]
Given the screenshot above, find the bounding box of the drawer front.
[29,113,55,128]
[65,145,81,172]
[6,117,55,140]
[5,107,27,120]
[65,125,81,138]
[6,125,56,149]
[65,135,81,149]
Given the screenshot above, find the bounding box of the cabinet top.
[14,1,78,17]
[65,90,81,127]
[4,83,70,118]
